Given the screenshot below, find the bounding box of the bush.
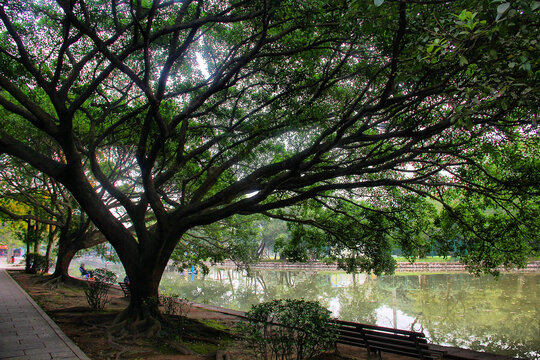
[241,299,338,360]
[159,294,192,317]
[25,253,49,274]
[93,268,117,283]
[84,268,117,310]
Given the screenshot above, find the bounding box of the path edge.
[5,270,92,360]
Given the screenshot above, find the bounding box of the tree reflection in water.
[159,269,540,359]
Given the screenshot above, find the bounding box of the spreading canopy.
[0,0,538,313]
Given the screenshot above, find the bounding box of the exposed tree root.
[165,340,196,355]
[106,332,130,360]
[110,307,162,339]
[215,350,230,360]
[82,320,100,330]
[41,273,88,289]
[42,275,63,288]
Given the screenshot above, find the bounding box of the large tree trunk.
[50,245,76,281]
[45,227,56,268]
[63,168,180,337]
[112,263,165,338]
[49,225,106,283]
[256,242,266,259]
[45,227,79,285]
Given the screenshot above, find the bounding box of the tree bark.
[45,228,55,268]
[49,225,106,282]
[50,244,76,281]
[112,264,164,338]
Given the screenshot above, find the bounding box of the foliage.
[24,252,49,274]
[171,215,261,274]
[241,299,338,360]
[0,219,23,249]
[429,134,540,275]
[433,193,539,275]
[253,218,290,259]
[274,234,311,263]
[84,280,110,310]
[0,0,538,332]
[84,268,116,310]
[159,294,192,318]
[274,191,439,274]
[0,155,105,279]
[1,156,53,255]
[393,256,455,263]
[92,268,117,284]
[89,243,121,263]
[18,221,45,248]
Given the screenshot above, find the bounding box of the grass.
[394,256,457,263]
[184,341,220,354]
[199,319,229,331]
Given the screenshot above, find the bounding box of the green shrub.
[25,253,49,274]
[241,299,338,360]
[159,294,192,317]
[92,268,117,283]
[84,268,117,310]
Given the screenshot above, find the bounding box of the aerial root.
[106,332,129,360]
[42,275,62,288]
[110,310,162,339]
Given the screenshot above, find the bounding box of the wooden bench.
[118,282,131,297]
[336,320,445,359]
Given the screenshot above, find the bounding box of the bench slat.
[338,320,427,337]
[360,330,426,343]
[118,282,130,297]
[335,320,444,360]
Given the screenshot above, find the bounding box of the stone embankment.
[208,260,540,272]
[395,260,540,272]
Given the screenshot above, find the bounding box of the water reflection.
[160,269,540,359]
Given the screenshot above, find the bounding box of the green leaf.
[497,3,510,15]
[374,0,384,7]
[459,55,469,66]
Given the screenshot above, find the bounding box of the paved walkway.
[0,263,91,360]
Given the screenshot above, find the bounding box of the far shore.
[203,259,540,273]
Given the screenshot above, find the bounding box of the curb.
[5,270,92,360]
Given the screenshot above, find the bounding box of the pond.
[160,268,540,359]
[70,260,540,359]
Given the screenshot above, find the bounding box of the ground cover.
[8,270,358,360]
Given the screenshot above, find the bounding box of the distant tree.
[0,203,26,261]
[0,156,106,281]
[0,0,537,335]
[254,218,289,259]
[0,157,52,270]
[273,190,437,272]
[171,215,260,274]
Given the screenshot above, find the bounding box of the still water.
[159,268,540,359]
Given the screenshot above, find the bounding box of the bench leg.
[367,348,382,360]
